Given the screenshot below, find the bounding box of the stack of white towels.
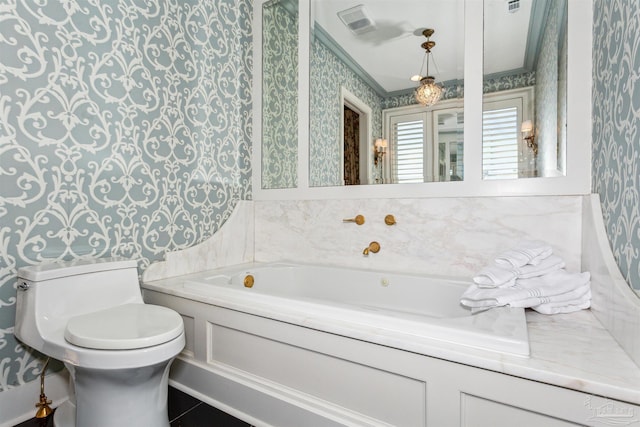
[461,240,591,314]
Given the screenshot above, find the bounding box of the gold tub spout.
[363,241,380,256]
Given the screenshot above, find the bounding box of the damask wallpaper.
[261,0,298,189]
[482,71,536,94]
[0,0,252,391]
[593,0,640,293]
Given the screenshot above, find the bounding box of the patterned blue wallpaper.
[0,0,252,391]
[593,0,640,293]
[262,0,298,189]
[483,71,536,94]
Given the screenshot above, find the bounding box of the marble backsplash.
[254,196,584,278]
[144,195,584,281]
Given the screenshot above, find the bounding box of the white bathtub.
[156,262,530,357]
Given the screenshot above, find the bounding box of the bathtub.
[143,262,533,425]
[148,262,530,357]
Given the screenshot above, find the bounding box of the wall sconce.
[373,138,387,184]
[521,120,537,155]
[374,138,387,166]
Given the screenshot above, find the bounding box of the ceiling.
[312,0,535,94]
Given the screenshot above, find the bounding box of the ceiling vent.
[507,0,521,13]
[337,5,376,35]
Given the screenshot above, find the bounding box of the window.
[482,106,519,180]
[383,100,464,184]
[482,87,534,180]
[390,114,426,183]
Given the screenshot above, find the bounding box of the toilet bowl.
[14,258,185,427]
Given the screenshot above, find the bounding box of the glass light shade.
[521,120,533,133]
[415,77,443,107]
[375,138,388,149]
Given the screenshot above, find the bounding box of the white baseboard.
[0,370,71,427]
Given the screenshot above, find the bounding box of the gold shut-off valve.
[35,358,52,419]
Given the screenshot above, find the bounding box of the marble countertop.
[143,275,640,406]
[483,309,640,405]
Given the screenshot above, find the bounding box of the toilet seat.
[64,304,183,350]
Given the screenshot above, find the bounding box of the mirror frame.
[253,0,592,200]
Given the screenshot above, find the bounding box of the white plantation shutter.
[482,106,519,180]
[389,113,428,183]
[383,88,531,183]
[392,118,425,183]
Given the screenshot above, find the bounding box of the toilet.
[14,258,185,427]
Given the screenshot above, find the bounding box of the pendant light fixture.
[411,29,443,107]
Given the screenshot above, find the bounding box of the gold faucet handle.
[384,214,396,226]
[343,214,365,225]
[363,241,381,256]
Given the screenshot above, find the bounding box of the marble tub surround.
[139,194,640,405]
[143,270,640,405]
[582,195,640,368]
[142,201,254,282]
[254,196,583,278]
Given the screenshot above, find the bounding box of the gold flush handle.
[384,215,396,226]
[244,274,254,288]
[343,214,365,225]
[363,241,381,256]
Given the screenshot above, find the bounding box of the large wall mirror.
[253,0,591,198]
[309,0,464,187]
[483,0,567,180]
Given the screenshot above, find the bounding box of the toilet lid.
[64,304,184,350]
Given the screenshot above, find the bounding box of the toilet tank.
[15,258,142,349]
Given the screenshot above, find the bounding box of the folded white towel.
[508,283,590,308]
[532,298,591,314]
[461,270,591,309]
[495,240,553,268]
[473,265,517,288]
[516,255,565,278]
[472,255,565,288]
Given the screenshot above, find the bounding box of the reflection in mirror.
[262,0,299,189]
[309,0,464,187]
[382,100,464,183]
[482,0,567,180]
[435,109,464,181]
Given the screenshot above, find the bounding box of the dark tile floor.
[13,414,52,427]
[168,387,250,427]
[14,386,250,427]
